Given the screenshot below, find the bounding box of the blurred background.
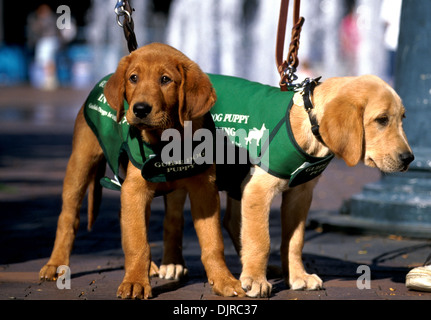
[2,0,431,282]
[0,0,401,90]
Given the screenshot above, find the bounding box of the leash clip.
[294,78,310,94]
[280,66,299,88]
[115,0,132,27]
[294,77,322,93]
[114,0,138,53]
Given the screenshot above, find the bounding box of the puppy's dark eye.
[375,115,389,126]
[129,74,138,84]
[160,75,172,85]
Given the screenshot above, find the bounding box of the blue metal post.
[315,0,431,237]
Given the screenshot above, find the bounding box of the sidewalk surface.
[1,85,431,302]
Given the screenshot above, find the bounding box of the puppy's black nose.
[133,102,152,119]
[399,152,415,166]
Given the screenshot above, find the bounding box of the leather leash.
[276,0,304,91]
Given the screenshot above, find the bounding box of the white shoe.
[406,265,431,292]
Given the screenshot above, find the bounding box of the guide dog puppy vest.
[83,74,211,189]
[84,74,333,193]
[208,74,334,189]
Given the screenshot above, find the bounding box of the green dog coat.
[83,74,212,190]
[208,74,334,189]
[83,73,333,193]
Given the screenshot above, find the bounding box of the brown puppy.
[39,43,244,299]
[165,75,414,297]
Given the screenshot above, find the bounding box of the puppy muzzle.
[133,102,152,119]
[399,151,415,171]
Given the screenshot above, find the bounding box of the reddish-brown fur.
[39,43,244,299]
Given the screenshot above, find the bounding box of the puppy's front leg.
[159,189,188,280]
[280,180,323,291]
[239,168,285,298]
[186,168,244,297]
[117,164,154,299]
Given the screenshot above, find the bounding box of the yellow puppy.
[165,75,414,298]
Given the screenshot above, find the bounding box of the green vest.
[83,74,212,190]
[208,74,334,189]
[84,74,332,193]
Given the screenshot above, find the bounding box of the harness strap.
[302,77,326,146]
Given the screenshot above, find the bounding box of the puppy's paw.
[210,276,246,297]
[159,263,188,280]
[240,275,272,298]
[39,264,60,281]
[117,281,152,300]
[289,273,323,291]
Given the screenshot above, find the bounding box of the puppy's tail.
[87,158,106,231]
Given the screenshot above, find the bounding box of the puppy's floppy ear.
[178,62,217,126]
[319,89,365,167]
[104,55,130,122]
